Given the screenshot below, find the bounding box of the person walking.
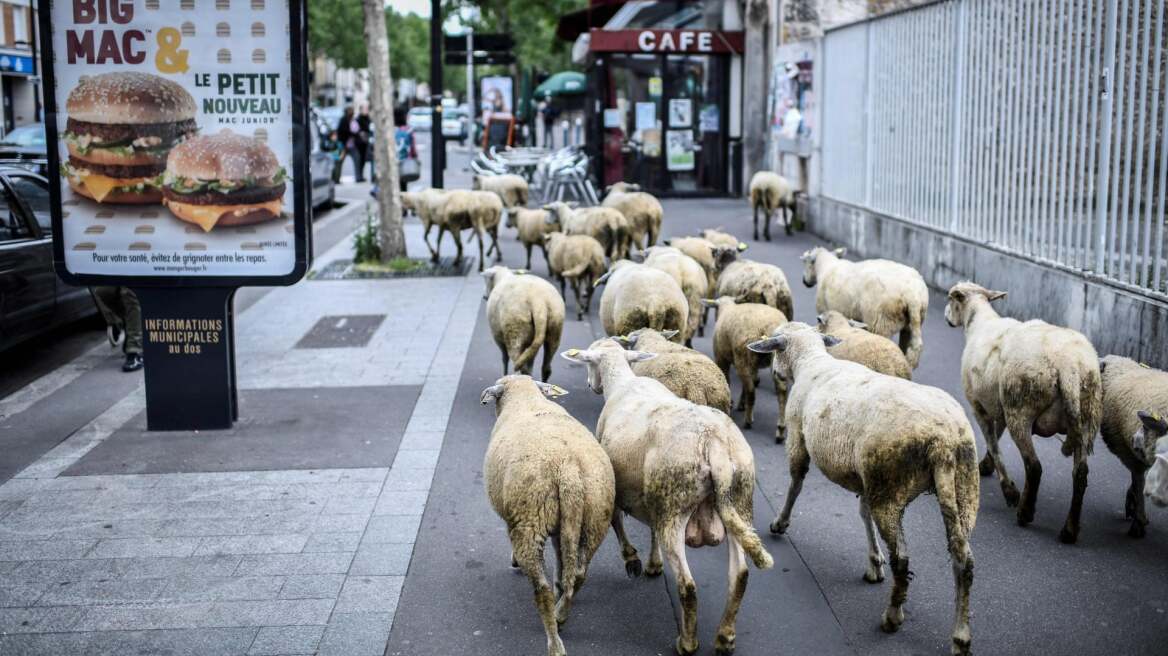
[336,106,367,182]
[394,106,418,193]
[91,286,143,372]
[357,105,374,180]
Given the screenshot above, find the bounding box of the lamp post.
[429,0,444,187]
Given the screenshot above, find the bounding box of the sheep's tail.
[930,439,979,550]
[563,260,590,279]
[1058,360,1102,456]
[515,302,548,372]
[556,462,585,597]
[707,439,773,570]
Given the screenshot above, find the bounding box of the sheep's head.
[713,246,739,272]
[542,202,572,224]
[945,281,1007,328]
[480,375,568,415]
[561,340,656,394]
[800,247,841,287]
[606,182,640,196]
[1136,411,1168,507]
[504,208,517,229]
[815,310,858,335]
[480,265,512,299]
[612,328,676,350]
[748,322,840,381]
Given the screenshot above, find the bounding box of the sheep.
[642,246,709,346]
[480,375,615,656]
[507,207,556,272]
[602,182,664,252]
[437,189,501,271]
[748,171,796,241]
[543,232,607,321]
[816,311,912,380]
[714,249,795,323]
[543,202,631,261]
[594,261,688,343]
[560,339,772,655]
[747,322,978,655]
[1134,411,1168,508]
[1098,355,1168,537]
[945,281,1102,544]
[612,328,732,413]
[703,296,788,441]
[802,246,929,369]
[482,266,565,382]
[473,173,530,209]
[699,228,746,251]
[402,188,450,262]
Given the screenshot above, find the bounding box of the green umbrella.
[533,71,586,100]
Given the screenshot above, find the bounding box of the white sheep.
[748,322,978,655]
[543,232,607,321]
[543,202,631,261]
[1133,411,1168,508]
[714,250,795,323]
[816,311,912,380]
[945,281,1102,544]
[402,188,450,262]
[748,171,795,241]
[506,207,555,272]
[438,189,502,271]
[704,296,788,440]
[602,182,664,252]
[481,375,615,656]
[642,246,709,346]
[595,261,688,342]
[483,266,565,382]
[1099,355,1168,537]
[613,328,732,413]
[802,246,929,369]
[699,228,746,251]
[473,173,530,209]
[561,339,772,655]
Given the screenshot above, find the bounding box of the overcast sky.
[390,0,430,17]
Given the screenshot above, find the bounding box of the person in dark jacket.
[336,106,367,182]
[357,105,374,179]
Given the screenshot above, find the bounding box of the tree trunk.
[363,0,407,260]
[743,0,771,190]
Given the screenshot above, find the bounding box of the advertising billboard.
[40,0,310,285]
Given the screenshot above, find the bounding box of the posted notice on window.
[49,0,298,277]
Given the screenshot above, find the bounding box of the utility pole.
[466,28,474,123]
[429,0,445,188]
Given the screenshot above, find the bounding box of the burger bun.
[165,200,284,229]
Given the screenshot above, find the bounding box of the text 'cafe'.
[559,0,749,197]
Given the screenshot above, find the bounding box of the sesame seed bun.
[166,131,280,182]
[65,72,196,125]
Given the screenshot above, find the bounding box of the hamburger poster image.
[47,0,299,277]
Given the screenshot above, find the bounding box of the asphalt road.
[389,190,1168,655]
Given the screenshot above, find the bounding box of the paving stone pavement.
[0,194,482,655]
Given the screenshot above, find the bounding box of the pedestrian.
[337,106,367,182]
[394,106,419,193]
[334,107,354,181]
[91,286,143,372]
[357,105,374,180]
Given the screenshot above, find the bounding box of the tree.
[362,0,407,260]
[309,0,367,69]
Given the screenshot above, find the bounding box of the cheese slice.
[75,174,154,202]
[169,199,283,232]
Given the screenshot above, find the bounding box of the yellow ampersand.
[155,28,189,74]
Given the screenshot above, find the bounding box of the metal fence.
[821,0,1168,298]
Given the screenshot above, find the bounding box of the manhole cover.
[295,314,386,349]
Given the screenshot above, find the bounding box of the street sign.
[39,0,312,430]
[444,33,514,54]
[444,52,515,66]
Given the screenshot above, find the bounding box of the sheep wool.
[643,246,709,346]
[439,189,502,271]
[506,207,556,272]
[544,232,607,320]
[481,375,615,656]
[616,328,732,413]
[597,261,688,342]
[817,310,912,380]
[544,202,631,261]
[748,171,795,240]
[483,266,566,382]
[473,174,529,209]
[715,252,795,323]
[707,296,789,440]
[602,182,664,252]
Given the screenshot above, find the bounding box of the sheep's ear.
[815,313,827,327]
[987,289,1008,302]
[560,348,589,364]
[534,382,569,399]
[479,384,504,405]
[625,350,657,363]
[822,335,842,348]
[832,247,847,257]
[593,271,613,287]
[747,335,787,354]
[662,238,672,246]
[948,288,966,302]
[661,329,679,340]
[629,253,645,263]
[699,298,718,309]
[1139,410,1168,435]
[611,335,634,350]
[847,319,868,330]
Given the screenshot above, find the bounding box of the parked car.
[307,109,337,211]
[0,168,96,353]
[0,124,48,176]
[315,105,346,135]
[406,106,432,131]
[441,108,469,144]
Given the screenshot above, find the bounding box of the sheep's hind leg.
[713,535,748,655]
[935,465,974,656]
[660,519,700,656]
[860,497,885,583]
[1103,431,1149,537]
[1005,414,1042,526]
[738,366,757,429]
[611,510,642,577]
[771,431,809,534]
[524,243,533,270]
[974,412,1020,506]
[773,371,788,443]
[644,529,663,577]
[752,204,759,241]
[511,527,566,656]
[1059,445,1089,544]
[541,328,560,383]
[571,279,585,321]
[871,503,910,633]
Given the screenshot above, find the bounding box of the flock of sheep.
[400,171,1168,656]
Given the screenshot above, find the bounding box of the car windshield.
[409,108,430,116]
[0,125,46,148]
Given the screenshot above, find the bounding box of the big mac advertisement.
[47,0,299,277]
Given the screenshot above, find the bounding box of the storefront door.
[599,53,728,196]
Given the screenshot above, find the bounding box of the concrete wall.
[804,195,1168,369]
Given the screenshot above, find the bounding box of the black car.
[0,167,95,352]
[0,124,49,176]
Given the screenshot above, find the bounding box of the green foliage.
[446,0,584,75]
[353,206,382,264]
[309,0,367,69]
[387,7,431,82]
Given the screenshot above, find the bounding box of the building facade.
[0,0,39,134]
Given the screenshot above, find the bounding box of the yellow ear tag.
[1139,362,1150,368]
[738,242,747,250]
[549,385,566,396]
[1153,412,1164,422]
[566,349,580,357]
[515,269,526,275]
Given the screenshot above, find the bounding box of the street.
[1,136,1166,656]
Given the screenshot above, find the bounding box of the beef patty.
[65,118,198,146]
[68,156,165,179]
[162,182,286,206]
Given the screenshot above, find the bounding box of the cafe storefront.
[563,1,746,197]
